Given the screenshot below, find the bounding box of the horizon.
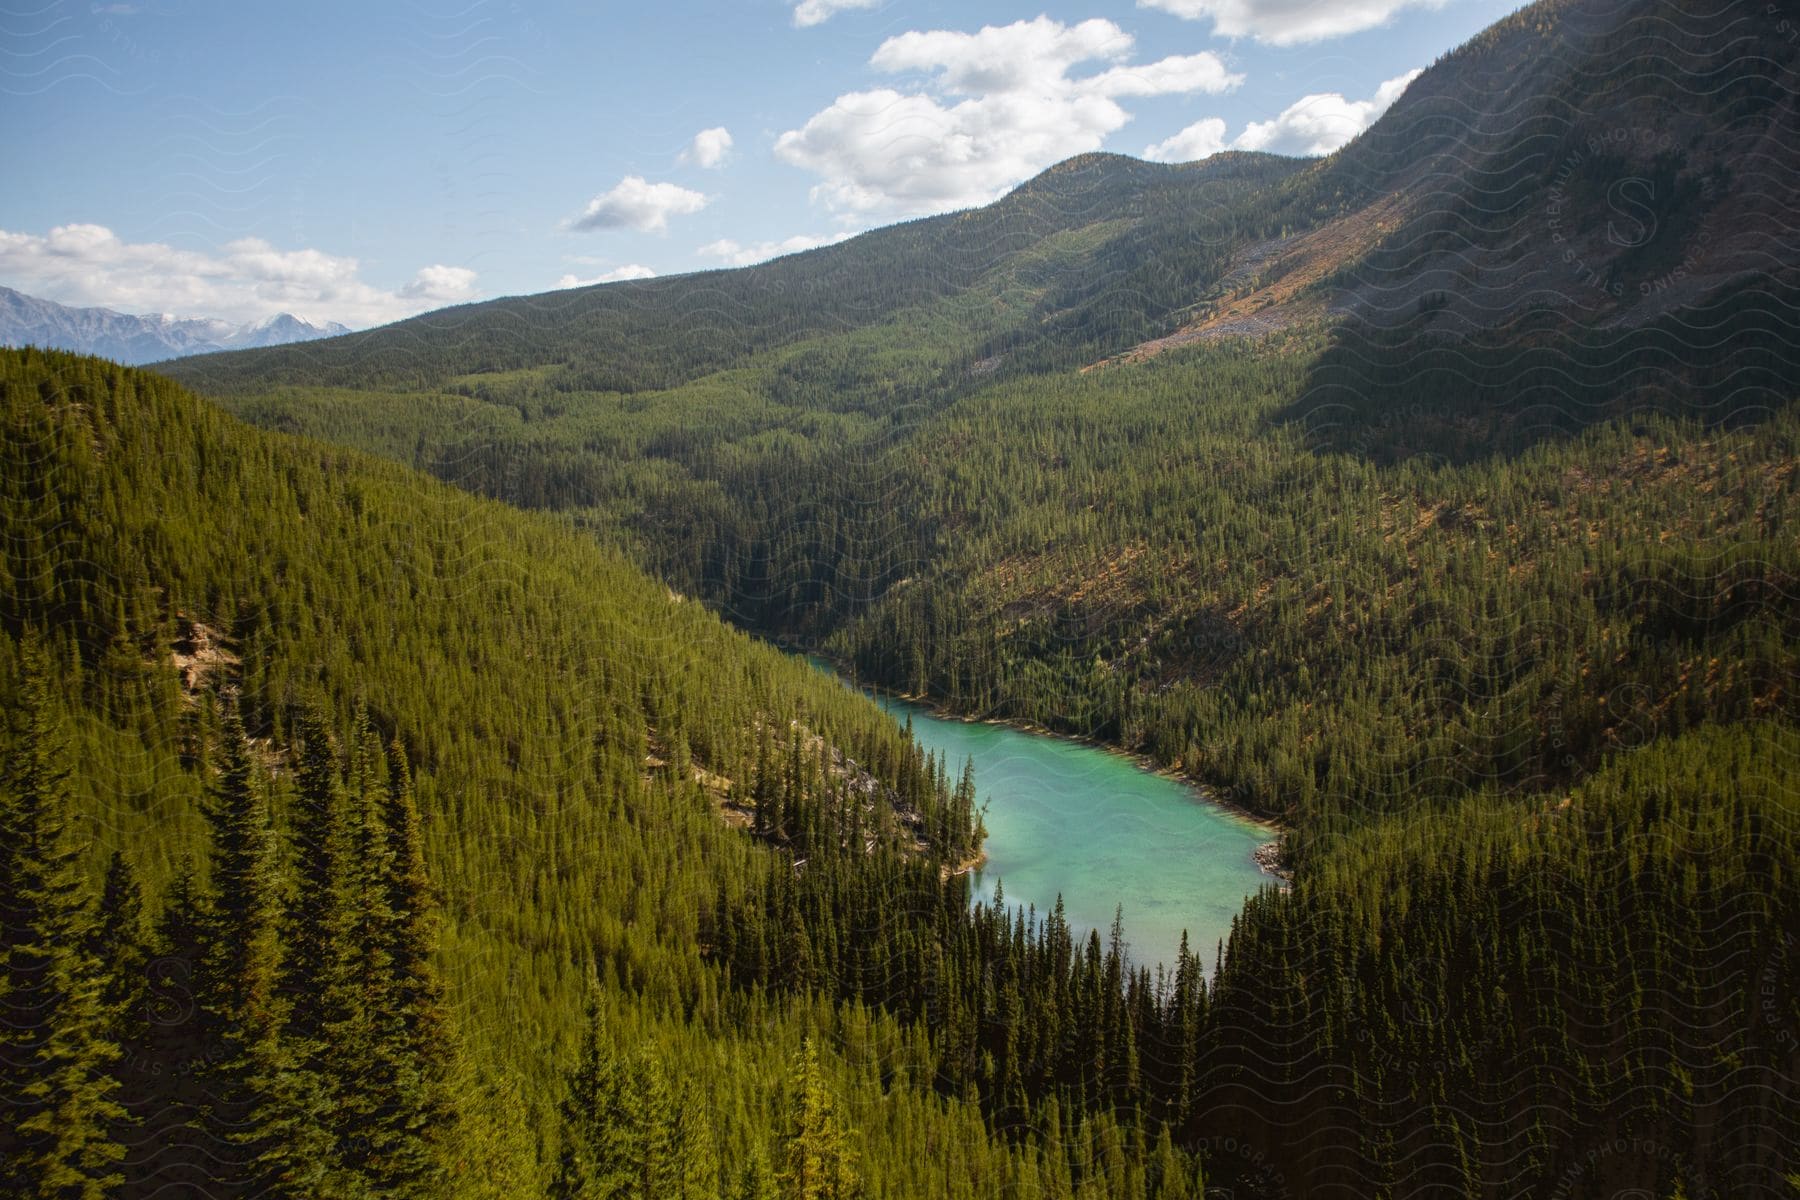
[2,0,1525,331]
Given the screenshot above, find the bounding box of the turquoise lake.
[812,662,1279,975]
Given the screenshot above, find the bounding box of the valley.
[2,0,1796,1196]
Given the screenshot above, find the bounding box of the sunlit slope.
[151,0,1800,831]
[0,347,974,1128]
[164,0,1797,404]
[161,150,1300,396]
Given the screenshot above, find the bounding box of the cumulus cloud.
[1083,53,1243,97]
[1234,67,1421,155]
[682,127,734,169]
[866,18,1131,93]
[697,232,855,267]
[0,222,477,328]
[793,0,879,27]
[401,264,479,301]
[1138,0,1446,45]
[555,264,657,288]
[1143,117,1229,162]
[775,16,1244,219]
[568,177,709,233]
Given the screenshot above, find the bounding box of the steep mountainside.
[162,150,1301,395]
[8,0,1799,1193]
[10,341,1797,1195]
[164,0,1797,393]
[0,348,1006,1196]
[1108,0,1799,348]
[153,0,1800,826]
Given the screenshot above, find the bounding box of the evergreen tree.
[673,1076,721,1200]
[626,1047,680,1197]
[442,1065,537,1199]
[776,1039,859,1200]
[335,708,403,1187]
[1147,1125,1196,1200]
[281,705,353,1047]
[552,969,631,1199]
[370,734,456,1196]
[271,704,365,1195]
[201,701,282,1044]
[0,637,127,1198]
[87,851,149,1052]
[735,1146,779,1200]
[195,698,321,1198]
[149,862,206,1037]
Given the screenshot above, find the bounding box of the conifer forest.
[2,0,1796,1195]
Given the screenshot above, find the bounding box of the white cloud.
[1138,0,1446,45]
[868,18,1132,94]
[775,17,1244,219]
[697,232,855,267]
[793,0,879,28]
[1233,67,1421,155]
[555,264,657,288]
[1144,117,1228,162]
[401,264,479,302]
[0,223,477,328]
[682,127,734,169]
[567,176,709,233]
[1082,53,1244,98]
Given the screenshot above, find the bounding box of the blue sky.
[2,0,1525,328]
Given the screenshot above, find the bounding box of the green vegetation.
[9,0,1799,1194]
[170,308,1800,841]
[0,349,1022,1197]
[158,0,1800,842]
[712,719,1798,1195]
[29,289,1799,1197]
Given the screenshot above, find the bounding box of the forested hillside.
[163,150,1300,398]
[11,0,1797,1194]
[161,0,1800,832]
[0,349,1016,1197]
[9,349,1795,1198]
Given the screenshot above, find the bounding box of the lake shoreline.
[803,648,1290,882]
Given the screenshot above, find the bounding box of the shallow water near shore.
[812,661,1279,976]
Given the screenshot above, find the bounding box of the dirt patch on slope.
[1082,192,1408,371]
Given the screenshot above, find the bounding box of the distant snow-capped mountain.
[0,286,350,364]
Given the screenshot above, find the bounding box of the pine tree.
[673,1076,720,1200]
[336,709,404,1187]
[202,701,282,1042]
[0,637,127,1198]
[369,734,456,1196]
[776,1039,859,1200]
[552,968,632,1199]
[137,860,210,1188]
[150,862,206,1038]
[442,1064,536,1199]
[272,703,365,1195]
[87,851,149,1051]
[736,1146,779,1200]
[195,698,326,1198]
[627,1046,680,1196]
[1147,1124,1197,1200]
[82,851,149,1192]
[281,705,347,1045]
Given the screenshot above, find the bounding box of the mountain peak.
[0,286,351,364]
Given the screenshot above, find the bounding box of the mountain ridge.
[0,284,351,364]
[160,0,1797,404]
[5,0,1799,1192]
[151,0,1800,819]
